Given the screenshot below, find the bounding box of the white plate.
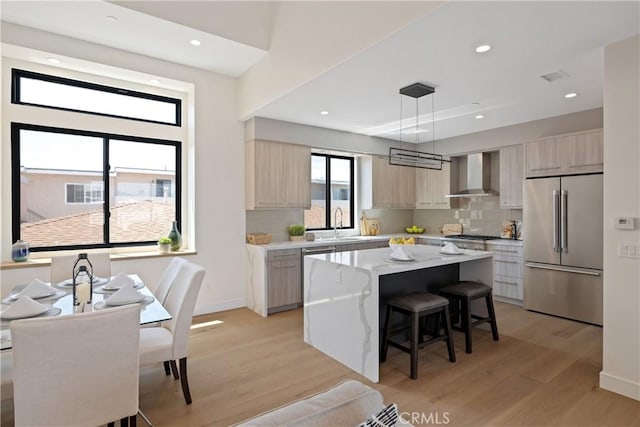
[4,290,66,304]
[8,287,58,300]
[99,281,143,292]
[439,250,463,255]
[384,257,415,263]
[0,306,61,321]
[57,277,109,287]
[94,295,154,309]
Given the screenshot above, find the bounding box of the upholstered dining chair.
[11,304,140,426]
[154,256,189,305]
[149,256,188,379]
[50,251,112,285]
[139,261,205,405]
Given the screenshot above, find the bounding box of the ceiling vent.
[540,70,570,83]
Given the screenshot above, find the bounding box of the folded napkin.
[441,242,462,255]
[105,283,144,306]
[13,278,54,299]
[390,245,413,260]
[1,296,49,319]
[103,272,135,290]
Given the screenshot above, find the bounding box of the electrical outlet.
[335,269,342,283]
[618,242,640,258]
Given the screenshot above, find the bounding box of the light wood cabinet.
[267,249,302,313]
[525,129,603,178]
[246,139,311,210]
[415,163,451,209]
[371,156,416,208]
[485,242,523,304]
[561,130,603,174]
[499,145,524,208]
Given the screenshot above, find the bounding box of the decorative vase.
[168,221,182,251]
[11,240,30,262]
[158,243,171,254]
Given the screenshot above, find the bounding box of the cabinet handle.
[492,249,520,253]
[569,163,603,168]
[530,166,560,171]
[495,280,519,286]
[496,260,519,264]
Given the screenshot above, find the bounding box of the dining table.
[0,274,171,350]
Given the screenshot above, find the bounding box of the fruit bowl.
[405,227,425,234]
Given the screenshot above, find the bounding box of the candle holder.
[72,253,94,306]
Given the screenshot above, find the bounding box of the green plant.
[158,236,172,244]
[287,224,306,236]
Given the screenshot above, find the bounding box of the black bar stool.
[380,292,456,379]
[440,281,499,354]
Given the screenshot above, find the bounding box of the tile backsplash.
[412,196,522,236]
[246,198,521,242]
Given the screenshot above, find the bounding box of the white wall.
[600,35,640,401]
[0,24,247,315]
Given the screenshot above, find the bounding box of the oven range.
[441,234,501,250]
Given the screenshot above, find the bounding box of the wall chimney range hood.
[446,152,499,198]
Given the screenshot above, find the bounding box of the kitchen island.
[303,244,493,382]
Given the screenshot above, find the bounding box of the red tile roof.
[21,200,175,247]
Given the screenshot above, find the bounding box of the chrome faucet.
[334,207,344,239]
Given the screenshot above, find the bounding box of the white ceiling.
[1,1,638,142]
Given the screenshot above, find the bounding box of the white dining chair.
[11,305,140,426]
[139,262,205,405]
[50,251,112,285]
[154,257,188,305]
[149,256,188,378]
[0,350,12,400]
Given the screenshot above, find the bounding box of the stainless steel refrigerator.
[523,174,603,325]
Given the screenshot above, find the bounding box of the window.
[66,183,104,204]
[12,69,181,126]
[12,123,181,251]
[304,154,354,230]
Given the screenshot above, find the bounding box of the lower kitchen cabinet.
[486,242,524,304]
[266,248,302,314]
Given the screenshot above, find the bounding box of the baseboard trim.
[599,371,640,401]
[194,298,246,316]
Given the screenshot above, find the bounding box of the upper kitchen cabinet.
[561,129,603,174]
[371,155,416,208]
[246,139,311,210]
[499,144,524,208]
[525,129,603,178]
[415,162,451,209]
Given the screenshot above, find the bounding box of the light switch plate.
[618,242,640,258]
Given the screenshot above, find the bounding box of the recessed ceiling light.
[106,15,118,22]
[475,114,485,119]
[150,79,161,85]
[190,39,202,46]
[320,111,329,115]
[475,44,491,53]
[47,58,61,64]
[565,92,578,99]
[472,102,480,105]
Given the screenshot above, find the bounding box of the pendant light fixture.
[388,82,450,170]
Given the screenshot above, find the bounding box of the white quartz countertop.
[306,244,493,274]
[247,233,523,251]
[247,234,439,251]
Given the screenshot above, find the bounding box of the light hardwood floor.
[2,302,639,426]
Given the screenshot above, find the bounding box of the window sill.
[0,247,197,270]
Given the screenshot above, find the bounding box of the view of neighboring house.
[20,167,175,246]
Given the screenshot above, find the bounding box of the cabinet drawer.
[493,274,523,301]
[267,249,301,261]
[487,244,523,257]
[494,255,523,277]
